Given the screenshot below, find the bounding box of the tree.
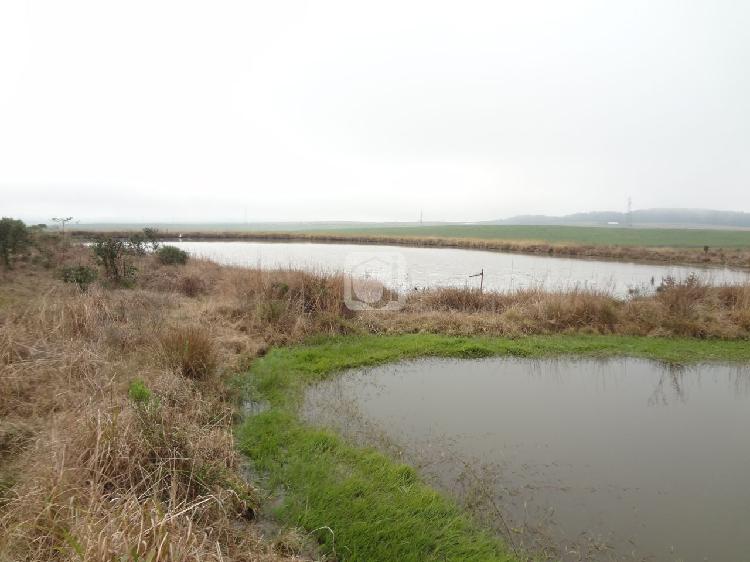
[126,232,148,255]
[0,218,29,268]
[143,227,160,251]
[91,235,136,284]
[51,216,74,233]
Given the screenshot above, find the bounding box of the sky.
[1,0,749,223]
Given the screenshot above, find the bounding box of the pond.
[303,358,750,561]
[175,240,748,297]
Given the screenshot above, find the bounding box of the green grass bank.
[237,334,750,561]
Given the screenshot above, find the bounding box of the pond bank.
[236,334,750,561]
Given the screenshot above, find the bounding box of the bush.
[157,245,189,265]
[91,236,137,285]
[60,265,98,291]
[0,218,29,268]
[125,232,147,255]
[160,326,216,379]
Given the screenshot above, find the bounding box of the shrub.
[160,326,216,379]
[91,236,137,285]
[0,217,29,268]
[125,232,147,255]
[179,274,207,297]
[128,378,153,405]
[60,265,98,291]
[157,245,189,265]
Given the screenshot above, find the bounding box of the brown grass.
[160,326,217,380]
[0,257,307,561]
[1,240,749,561]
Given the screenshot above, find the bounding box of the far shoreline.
[69,228,750,271]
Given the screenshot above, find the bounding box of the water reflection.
[303,358,750,561]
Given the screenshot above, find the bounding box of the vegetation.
[91,235,137,285]
[157,244,189,265]
[0,249,297,562]
[160,326,216,380]
[60,264,98,291]
[0,218,29,268]
[72,226,750,269]
[143,227,161,251]
[2,228,750,561]
[238,334,750,561]
[323,224,750,248]
[127,377,153,405]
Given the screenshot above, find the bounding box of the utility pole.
[52,216,74,234]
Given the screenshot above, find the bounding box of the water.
[303,358,750,561]
[175,240,748,296]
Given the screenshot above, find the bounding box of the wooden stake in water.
[469,268,484,292]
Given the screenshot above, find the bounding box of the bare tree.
[51,216,74,234]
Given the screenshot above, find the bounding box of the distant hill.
[486,208,750,229]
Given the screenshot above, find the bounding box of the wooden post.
[469,269,484,293]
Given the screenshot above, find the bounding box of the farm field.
[317,224,750,248]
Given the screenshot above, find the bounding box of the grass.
[237,333,750,561]
[3,235,750,562]
[321,224,750,248]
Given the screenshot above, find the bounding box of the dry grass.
[0,258,307,561]
[160,326,217,380]
[1,240,749,561]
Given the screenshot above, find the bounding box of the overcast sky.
[1,1,749,223]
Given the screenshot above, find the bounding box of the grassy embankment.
[2,235,750,561]
[71,224,750,269]
[238,334,750,561]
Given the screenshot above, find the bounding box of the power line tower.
[626,197,633,228]
[419,209,423,225]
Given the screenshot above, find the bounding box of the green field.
[238,334,750,562]
[74,222,750,248]
[319,225,750,248]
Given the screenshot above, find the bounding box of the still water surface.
[304,358,750,561]
[177,240,748,296]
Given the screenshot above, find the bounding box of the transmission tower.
[626,197,633,228]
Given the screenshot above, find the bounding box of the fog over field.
[2,1,749,222]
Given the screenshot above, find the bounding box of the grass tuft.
[160,326,217,380]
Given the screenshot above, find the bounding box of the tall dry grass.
[0,263,307,561]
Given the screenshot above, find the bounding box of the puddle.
[303,357,750,561]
